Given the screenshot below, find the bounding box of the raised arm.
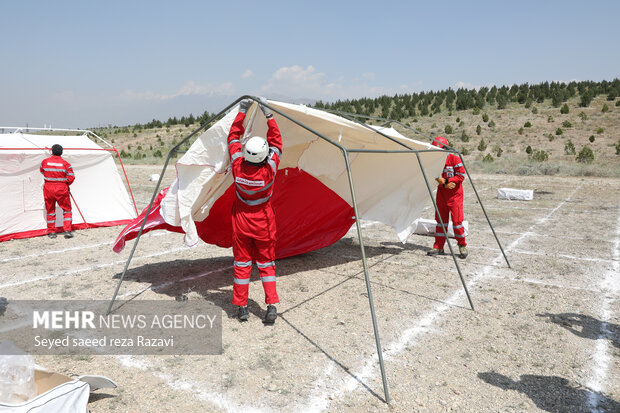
[260,98,282,167]
[228,100,252,164]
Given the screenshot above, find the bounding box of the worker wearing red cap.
[227,98,282,323]
[427,136,468,258]
[40,144,75,239]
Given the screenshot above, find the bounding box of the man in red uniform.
[227,98,282,323]
[427,136,468,259]
[40,144,75,239]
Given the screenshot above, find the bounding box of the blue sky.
[1,0,619,128]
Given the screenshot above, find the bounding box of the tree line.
[312,79,620,121]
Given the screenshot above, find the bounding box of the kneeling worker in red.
[227,98,282,323]
[427,136,468,259]
[40,144,75,239]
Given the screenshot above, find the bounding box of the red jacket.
[437,153,465,195]
[227,112,283,240]
[40,155,75,186]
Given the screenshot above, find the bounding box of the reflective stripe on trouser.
[433,192,466,249]
[231,232,279,306]
[43,185,72,234]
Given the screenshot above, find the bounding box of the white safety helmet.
[243,136,269,163]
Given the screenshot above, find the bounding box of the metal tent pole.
[106,97,245,315]
[457,153,511,268]
[250,99,391,403]
[342,149,391,404]
[414,152,475,310]
[323,109,510,268]
[323,110,475,308]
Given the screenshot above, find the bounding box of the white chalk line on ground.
[471,245,618,264]
[586,203,620,412]
[477,229,615,243]
[1,231,173,263]
[0,245,192,290]
[297,185,583,411]
[116,355,267,413]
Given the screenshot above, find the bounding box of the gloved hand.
[259,97,272,118]
[446,182,456,189]
[239,99,253,114]
[436,177,446,185]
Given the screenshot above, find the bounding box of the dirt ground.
[1,164,619,412]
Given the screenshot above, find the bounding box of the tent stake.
[342,149,391,404]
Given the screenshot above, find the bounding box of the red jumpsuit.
[40,155,75,234]
[227,112,282,306]
[433,153,467,249]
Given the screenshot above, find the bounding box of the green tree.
[576,146,594,163]
[560,103,570,114]
[482,113,489,122]
[478,138,487,151]
[562,120,572,128]
[532,149,549,162]
[602,104,609,113]
[524,121,532,127]
[460,130,470,142]
[445,125,454,134]
[579,112,588,122]
[476,125,482,135]
[488,120,496,128]
[589,135,595,143]
[555,128,564,135]
[564,139,576,155]
[579,90,594,107]
[526,145,533,154]
[518,127,524,135]
[482,153,494,162]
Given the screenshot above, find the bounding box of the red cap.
[432,136,448,148]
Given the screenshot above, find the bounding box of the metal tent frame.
[107,96,510,405]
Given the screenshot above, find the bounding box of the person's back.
[40,144,75,239]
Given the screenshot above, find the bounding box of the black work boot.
[237,306,249,321]
[426,248,444,256]
[458,245,468,259]
[47,233,57,239]
[64,231,74,239]
[263,305,277,324]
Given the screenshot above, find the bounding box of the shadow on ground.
[111,239,408,318]
[537,313,620,349]
[478,372,620,412]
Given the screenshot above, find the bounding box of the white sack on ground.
[411,218,469,238]
[497,188,534,201]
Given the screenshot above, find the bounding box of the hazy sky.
[2,0,618,128]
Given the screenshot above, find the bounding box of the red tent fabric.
[113,168,355,259]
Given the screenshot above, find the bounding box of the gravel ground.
[1,165,618,412]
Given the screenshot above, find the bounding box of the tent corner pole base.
[343,149,391,404]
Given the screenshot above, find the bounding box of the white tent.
[0,128,137,242]
[114,100,448,257]
[110,98,510,404]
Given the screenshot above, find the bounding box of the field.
[1,165,619,412]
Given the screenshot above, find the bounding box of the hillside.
[95,83,620,177]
